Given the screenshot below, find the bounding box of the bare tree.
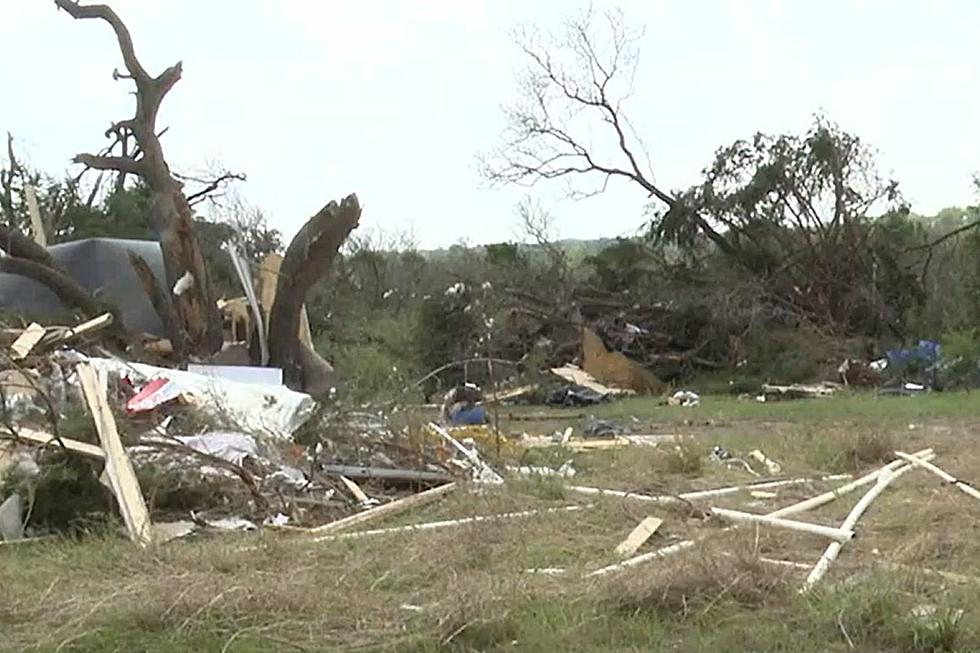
[483,5,735,255]
[55,0,225,356]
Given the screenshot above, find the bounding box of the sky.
[1,0,979,248]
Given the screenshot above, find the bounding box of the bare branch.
[73,152,143,176]
[54,0,152,84]
[485,7,674,209]
[178,170,248,206]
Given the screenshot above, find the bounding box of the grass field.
[3,391,980,652]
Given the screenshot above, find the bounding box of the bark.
[128,253,188,364]
[55,0,223,356]
[0,226,53,265]
[268,194,361,389]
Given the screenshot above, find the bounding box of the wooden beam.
[309,482,457,535]
[77,363,152,547]
[614,516,663,556]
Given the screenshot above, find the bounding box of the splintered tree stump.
[56,0,223,356]
[268,195,361,390]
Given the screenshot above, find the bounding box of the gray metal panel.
[0,238,167,335]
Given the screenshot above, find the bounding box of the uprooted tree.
[483,5,926,339]
[0,1,366,390]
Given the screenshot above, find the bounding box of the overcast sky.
[2,0,978,247]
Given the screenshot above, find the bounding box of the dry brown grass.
[6,409,980,651]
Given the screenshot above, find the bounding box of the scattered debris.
[761,382,840,400]
[749,449,783,475]
[668,390,700,407]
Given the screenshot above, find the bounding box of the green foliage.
[939,329,980,388]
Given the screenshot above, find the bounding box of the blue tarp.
[886,340,941,369]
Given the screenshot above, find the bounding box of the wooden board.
[77,364,153,547]
[309,482,457,535]
[15,427,105,459]
[614,516,663,556]
[24,184,46,247]
[10,323,45,359]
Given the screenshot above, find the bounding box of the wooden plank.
[77,363,153,547]
[614,516,663,556]
[14,427,105,459]
[24,184,46,247]
[10,323,45,359]
[309,482,457,535]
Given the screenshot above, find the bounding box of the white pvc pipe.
[767,449,933,518]
[802,462,919,592]
[710,507,854,543]
[894,451,980,501]
[313,504,591,543]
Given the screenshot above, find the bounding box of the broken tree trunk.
[268,195,361,389]
[55,0,223,356]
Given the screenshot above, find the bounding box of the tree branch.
[0,226,53,265]
[72,152,143,176]
[179,171,247,206]
[54,0,152,84]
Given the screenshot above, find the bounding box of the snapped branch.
[73,153,144,176]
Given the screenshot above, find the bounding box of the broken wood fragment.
[13,426,105,459]
[24,184,46,247]
[614,516,663,556]
[339,475,372,506]
[588,539,695,577]
[268,195,361,389]
[309,482,457,535]
[894,451,980,502]
[748,449,782,475]
[77,363,152,547]
[710,507,854,543]
[10,323,44,359]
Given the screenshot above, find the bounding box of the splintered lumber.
[57,313,113,343]
[894,451,980,501]
[748,449,782,474]
[614,517,663,556]
[588,540,696,577]
[24,184,46,247]
[10,323,45,359]
[339,475,372,505]
[709,507,854,543]
[309,483,457,535]
[77,364,152,547]
[314,504,591,543]
[767,449,934,518]
[802,462,919,592]
[14,427,105,459]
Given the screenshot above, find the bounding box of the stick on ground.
[309,483,457,535]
